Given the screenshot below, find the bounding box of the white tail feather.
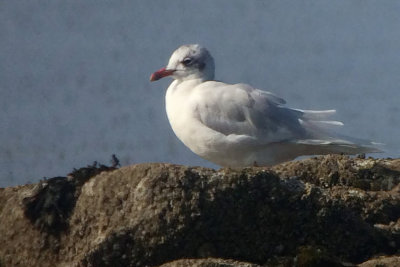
[294,109,337,120]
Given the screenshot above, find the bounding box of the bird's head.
[150,44,215,82]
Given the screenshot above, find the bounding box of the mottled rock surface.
[358,255,400,267]
[0,155,399,266]
[158,258,260,267]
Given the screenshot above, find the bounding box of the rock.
[0,155,399,266]
[359,255,400,266]
[158,258,260,267]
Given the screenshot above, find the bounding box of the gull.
[150,44,380,167]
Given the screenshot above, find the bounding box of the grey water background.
[1,1,399,187]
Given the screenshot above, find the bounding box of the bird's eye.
[182,57,193,66]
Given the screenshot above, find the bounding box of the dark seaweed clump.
[22,155,120,235]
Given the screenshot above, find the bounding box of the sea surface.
[1,1,399,186]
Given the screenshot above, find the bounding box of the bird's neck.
[177,73,213,83]
[175,76,209,87]
[171,78,204,91]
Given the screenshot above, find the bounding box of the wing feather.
[189,81,379,152]
[192,82,307,143]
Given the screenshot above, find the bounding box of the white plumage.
[150,44,380,167]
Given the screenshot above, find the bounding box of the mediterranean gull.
[150,44,380,167]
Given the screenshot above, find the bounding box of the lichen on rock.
[0,155,399,267]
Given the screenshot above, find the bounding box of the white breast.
[165,79,226,158]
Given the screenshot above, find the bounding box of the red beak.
[150,67,175,82]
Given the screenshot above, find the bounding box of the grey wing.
[195,82,309,143]
[194,81,380,153]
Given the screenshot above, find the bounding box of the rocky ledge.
[0,155,399,267]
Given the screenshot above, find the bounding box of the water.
[1,1,399,187]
